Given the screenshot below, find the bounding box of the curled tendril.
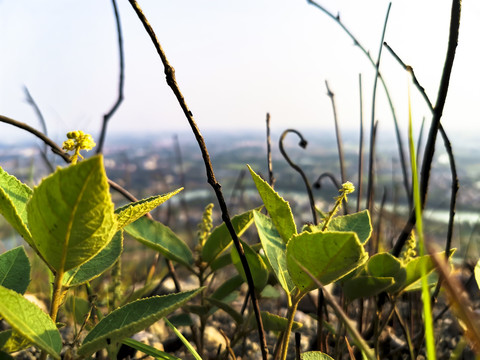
[279,129,317,224]
[313,172,341,191]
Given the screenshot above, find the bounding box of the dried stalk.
[97,0,125,154]
[325,80,346,184]
[366,3,392,212]
[307,0,411,211]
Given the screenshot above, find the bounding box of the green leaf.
[0,285,61,359]
[164,318,203,360]
[254,211,295,297]
[248,311,302,332]
[342,276,395,301]
[202,208,256,264]
[0,246,30,294]
[301,351,334,360]
[0,330,31,354]
[78,288,204,357]
[210,275,244,301]
[287,231,368,293]
[231,241,268,291]
[248,165,296,242]
[366,253,406,293]
[395,250,454,294]
[27,155,117,273]
[65,296,92,325]
[209,253,232,271]
[115,189,183,231]
[0,168,34,248]
[63,230,123,287]
[321,210,372,244]
[205,297,243,325]
[125,216,193,269]
[121,338,181,360]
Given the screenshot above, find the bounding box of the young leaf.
[254,211,295,297]
[125,216,193,269]
[63,231,123,287]
[78,288,204,357]
[202,208,256,264]
[115,189,183,231]
[316,210,372,244]
[231,240,268,291]
[0,285,62,359]
[287,231,368,293]
[0,168,34,248]
[27,155,117,272]
[247,165,296,242]
[0,246,30,294]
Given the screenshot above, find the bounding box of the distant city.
[0,129,479,259]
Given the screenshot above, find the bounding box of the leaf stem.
[279,292,303,360]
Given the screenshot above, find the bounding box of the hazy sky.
[0,1,478,148]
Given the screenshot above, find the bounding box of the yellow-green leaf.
[27,155,116,273]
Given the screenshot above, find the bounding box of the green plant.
[246,164,454,359]
[0,139,204,359]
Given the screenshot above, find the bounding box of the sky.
[0,0,479,149]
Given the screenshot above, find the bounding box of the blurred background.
[0,1,479,260]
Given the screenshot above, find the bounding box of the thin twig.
[126,2,268,358]
[279,129,318,225]
[307,0,411,211]
[97,0,125,154]
[0,115,70,162]
[366,3,392,212]
[266,113,275,187]
[23,86,53,171]
[325,80,346,184]
[357,74,364,213]
[173,134,193,239]
[391,0,461,256]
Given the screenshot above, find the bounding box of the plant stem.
[280,292,303,360]
[50,271,66,322]
[266,113,275,187]
[126,2,268,358]
[325,80,346,185]
[366,3,392,212]
[279,129,318,225]
[97,0,125,154]
[392,0,461,256]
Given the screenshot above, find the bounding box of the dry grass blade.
[429,248,480,354]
